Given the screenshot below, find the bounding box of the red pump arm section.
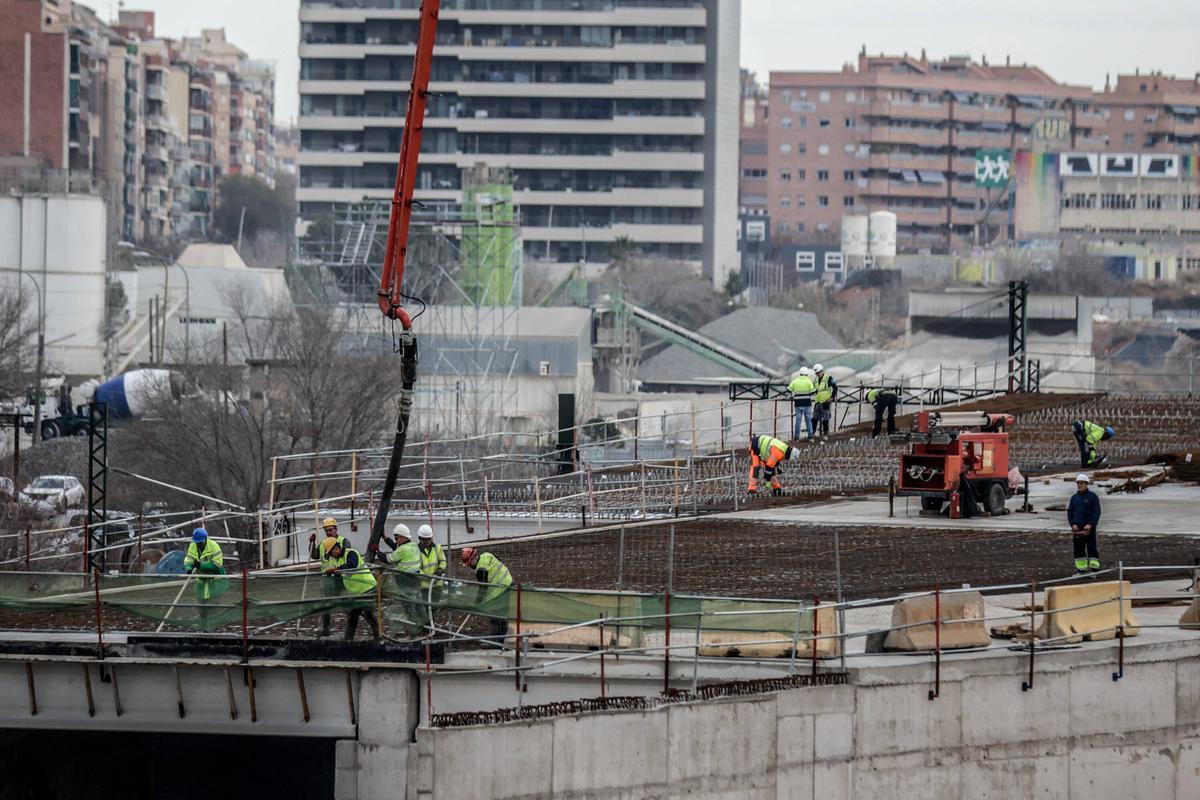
[377,0,440,327]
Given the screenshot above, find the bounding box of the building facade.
[297,0,740,287]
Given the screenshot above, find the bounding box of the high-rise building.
[297,0,741,287]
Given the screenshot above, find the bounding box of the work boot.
[772,487,782,497]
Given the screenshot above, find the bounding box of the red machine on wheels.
[367,0,441,557]
[893,411,1016,518]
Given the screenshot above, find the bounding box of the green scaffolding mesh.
[0,570,824,638]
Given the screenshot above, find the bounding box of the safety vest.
[316,535,348,571]
[332,547,377,595]
[1082,420,1106,446]
[814,374,834,404]
[387,541,421,572]
[418,543,446,577]
[184,540,223,573]
[753,435,790,461]
[476,552,512,588]
[787,374,815,398]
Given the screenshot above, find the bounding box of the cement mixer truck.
[23,369,180,439]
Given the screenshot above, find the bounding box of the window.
[796,223,806,233]
[844,117,856,128]
[741,168,767,179]
[779,170,791,181]
[1124,109,1136,121]
[797,169,807,180]
[796,195,806,208]
[1061,192,1096,209]
[779,195,791,208]
[1124,133,1135,146]
[798,116,807,128]
[797,142,807,154]
[842,196,855,207]
[795,251,816,271]
[1100,193,1137,210]
[1144,114,1157,124]
[824,252,844,272]
[844,143,856,154]
[777,222,790,235]
[818,144,830,155]
[780,143,792,155]
[818,195,830,207]
[1183,194,1200,210]
[818,90,830,103]
[845,91,856,102]
[819,118,830,128]
[843,170,854,182]
[1183,257,1200,272]
[818,170,829,181]
[780,116,792,129]
[1144,194,1164,210]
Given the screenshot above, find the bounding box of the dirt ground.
[483,519,1200,601]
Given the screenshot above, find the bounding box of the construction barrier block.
[521,622,633,650]
[1179,595,1200,629]
[882,591,991,652]
[696,606,840,659]
[1035,580,1138,643]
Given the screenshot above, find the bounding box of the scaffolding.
[296,166,524,437]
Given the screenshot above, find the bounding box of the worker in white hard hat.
[812,364,837,439]
[1067,473,1102,576]
[383,523,424,631]
[383,523,421,573]
[786,366,816,441]
[415,523,446,580]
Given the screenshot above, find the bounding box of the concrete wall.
[368,643,1200,799]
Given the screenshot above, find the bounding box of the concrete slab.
[776,714,814,767]
[961,672,1070,746]
[1176,737,1200,795]
[776,684,856,718]
[851,753,961,799]
[854,681,963,757]
[719,470,1200,538]
[1068,662,1177,737]
[357,670,419,748]
[427,720,553,799]
[1069,744,1176,800]
[667,697,777,790]
[551,710,669,796]
[354,742,409,800]
[812,761,851,800]
[814,712,854,761]
[1178,657,1200,726]
[959,755,1069,799]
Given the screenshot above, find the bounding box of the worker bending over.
[309,517,348,637]
[866,388,899,437]
[813,364,837,438]
[1072,420,1115,468]
[787,368,816,441]
[1067,473,1102,575]
[321,536,380,641]
[184,528,226,625]
[461,547,513,640]
[747,433,799,496]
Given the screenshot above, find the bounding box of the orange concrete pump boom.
[368,0,440,558]
[377,0,441,328]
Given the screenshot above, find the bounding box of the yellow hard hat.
[322,517,338,529]
[321,536,340,555]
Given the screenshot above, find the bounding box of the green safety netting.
[0,570,822,637]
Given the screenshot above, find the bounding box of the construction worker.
[184,528,227,626]
[867,388,899,437]
[812,364,837,438]
[309,517,347,637]
[383,523,421,574]
[787,367,817,441]
[1067,473,1102,575]
[416,524,447,580]
[461,547,512,640]
[321,536,379,641]
[747,433,799,496]
[1072,420,1115,468]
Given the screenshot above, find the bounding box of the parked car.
[21,475,85,512]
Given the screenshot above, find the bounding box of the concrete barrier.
[521,622,633,650]
[1180,595,1200,629]
[1036,580,1138,643]
[697,606,840,659]
[883,591,991,651]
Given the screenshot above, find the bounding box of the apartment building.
[297,0,740,287]
[766,51,1105,253]
[1093,72,1200,153]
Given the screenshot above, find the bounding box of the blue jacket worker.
[1067,473,1102,575]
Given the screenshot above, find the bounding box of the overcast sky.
[113,0,1199,124]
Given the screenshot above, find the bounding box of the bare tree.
[0,287,37,399]
[601,256,727,330]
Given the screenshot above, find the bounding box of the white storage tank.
[841,214,869,271]
[869,210,898,268]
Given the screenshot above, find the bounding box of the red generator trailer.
[892,410,1016,518]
